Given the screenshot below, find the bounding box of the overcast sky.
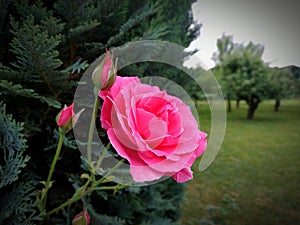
[185,0,300,69]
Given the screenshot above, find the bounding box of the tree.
[215,37,269,120]
[212,34,238,112]
[212,34,235,65]
[290,65,300,97]
[268,67,294,112]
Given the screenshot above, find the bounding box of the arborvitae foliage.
[8,15,70,95]
[52,0,164,63]
[0,102,42,224]
[87,178,184,225]
[119,0,201,97]
[0,1,70,133]
[126,0,199,46]
[0,102,29,187]
[0,80,62,108]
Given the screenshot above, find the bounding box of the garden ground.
[181,99,300,225]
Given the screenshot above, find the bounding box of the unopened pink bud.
[56,103,84,134]
[92,49,117,90]
[56,103,74,130]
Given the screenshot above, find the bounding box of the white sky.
[185,0,300,69]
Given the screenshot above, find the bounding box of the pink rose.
[100,76,207,183]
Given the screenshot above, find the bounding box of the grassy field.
[181,99,300,225]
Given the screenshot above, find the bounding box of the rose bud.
[56,103,84,134]
[92,49,117,91]
[72,208,90,225]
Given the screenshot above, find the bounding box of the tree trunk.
[274,99,280,112]
[247,96,260,120]
[227,96,232,112]
[236,99,240,108]
[247,106,255,120]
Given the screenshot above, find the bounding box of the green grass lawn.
[181,99,300,225]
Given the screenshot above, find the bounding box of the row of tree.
[0,0,199,224]
[211,34,299,120]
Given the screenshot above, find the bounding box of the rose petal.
[130,164,165,182]
[146,117,168,146]
[107,129,145,167]
[109,76,140,99]
[133,108,155,139]
[100,76,138,129]
[170,132,200,155]
[147,151,194,173]
[172,167,193,183]
[100,94,113,129]
[171,96,199,141]
[137,150,164,165]
[133,83,160,97]
[195,131,207,157]
[110,97,139,149]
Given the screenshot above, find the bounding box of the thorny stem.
[95,143,110,171]
[41,133,65,211]
[46,159,127,217]
[87,96,100,165]
[45,90,129,219]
